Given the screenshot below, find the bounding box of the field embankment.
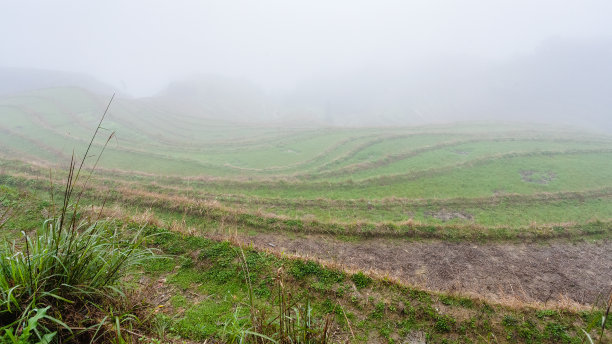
[1,88,611,342]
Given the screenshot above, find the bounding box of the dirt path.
[240,233,612,305]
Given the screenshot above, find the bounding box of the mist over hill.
[281,37,612,130]
[152,75,277,122]
[1,37,611,131]
[148,37,612,131]
[0,67,114,96]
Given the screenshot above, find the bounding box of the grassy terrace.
[0,89,610,239]
[2,163,611,241]
[0,87,611,342]
[1,186,610,343]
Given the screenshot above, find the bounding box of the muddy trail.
[240,233,612,306]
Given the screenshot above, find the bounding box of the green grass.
[331,139,612,181]
[1,171,611,343]
[1,164,610,239]
[2,88,612,343]
[172,152,612,200]
[0,175,151,343]
[133,223,611,343]
[2,87,609,181]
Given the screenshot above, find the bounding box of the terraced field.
[1,87,611,342]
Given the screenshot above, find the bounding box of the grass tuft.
[0,95,152,342]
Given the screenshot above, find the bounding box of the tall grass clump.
[582,290,611,344]
[0,95,151,342]
[222,247,331,344]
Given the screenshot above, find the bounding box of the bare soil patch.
[520,170,557,184]
[424,209,473,222]
[240,233,612,306]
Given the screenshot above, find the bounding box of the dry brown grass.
[273,249,592,312]
[84,205,162,228]
[5,169,611,242]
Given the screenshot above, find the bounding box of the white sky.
[2,0,612,95]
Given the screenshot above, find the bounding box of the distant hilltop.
[2,35,612,132]
[0,67,114,96]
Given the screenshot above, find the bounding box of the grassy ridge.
[1,88,612,343]
[1,87,610,180]
[1,171,610,241]
[1,186,609,343]
[142,224,611,343]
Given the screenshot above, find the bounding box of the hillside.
[0,67,114,95]
[1,87,611,227]
[0,87,611,342]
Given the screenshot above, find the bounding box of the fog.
[1,0,612,129]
